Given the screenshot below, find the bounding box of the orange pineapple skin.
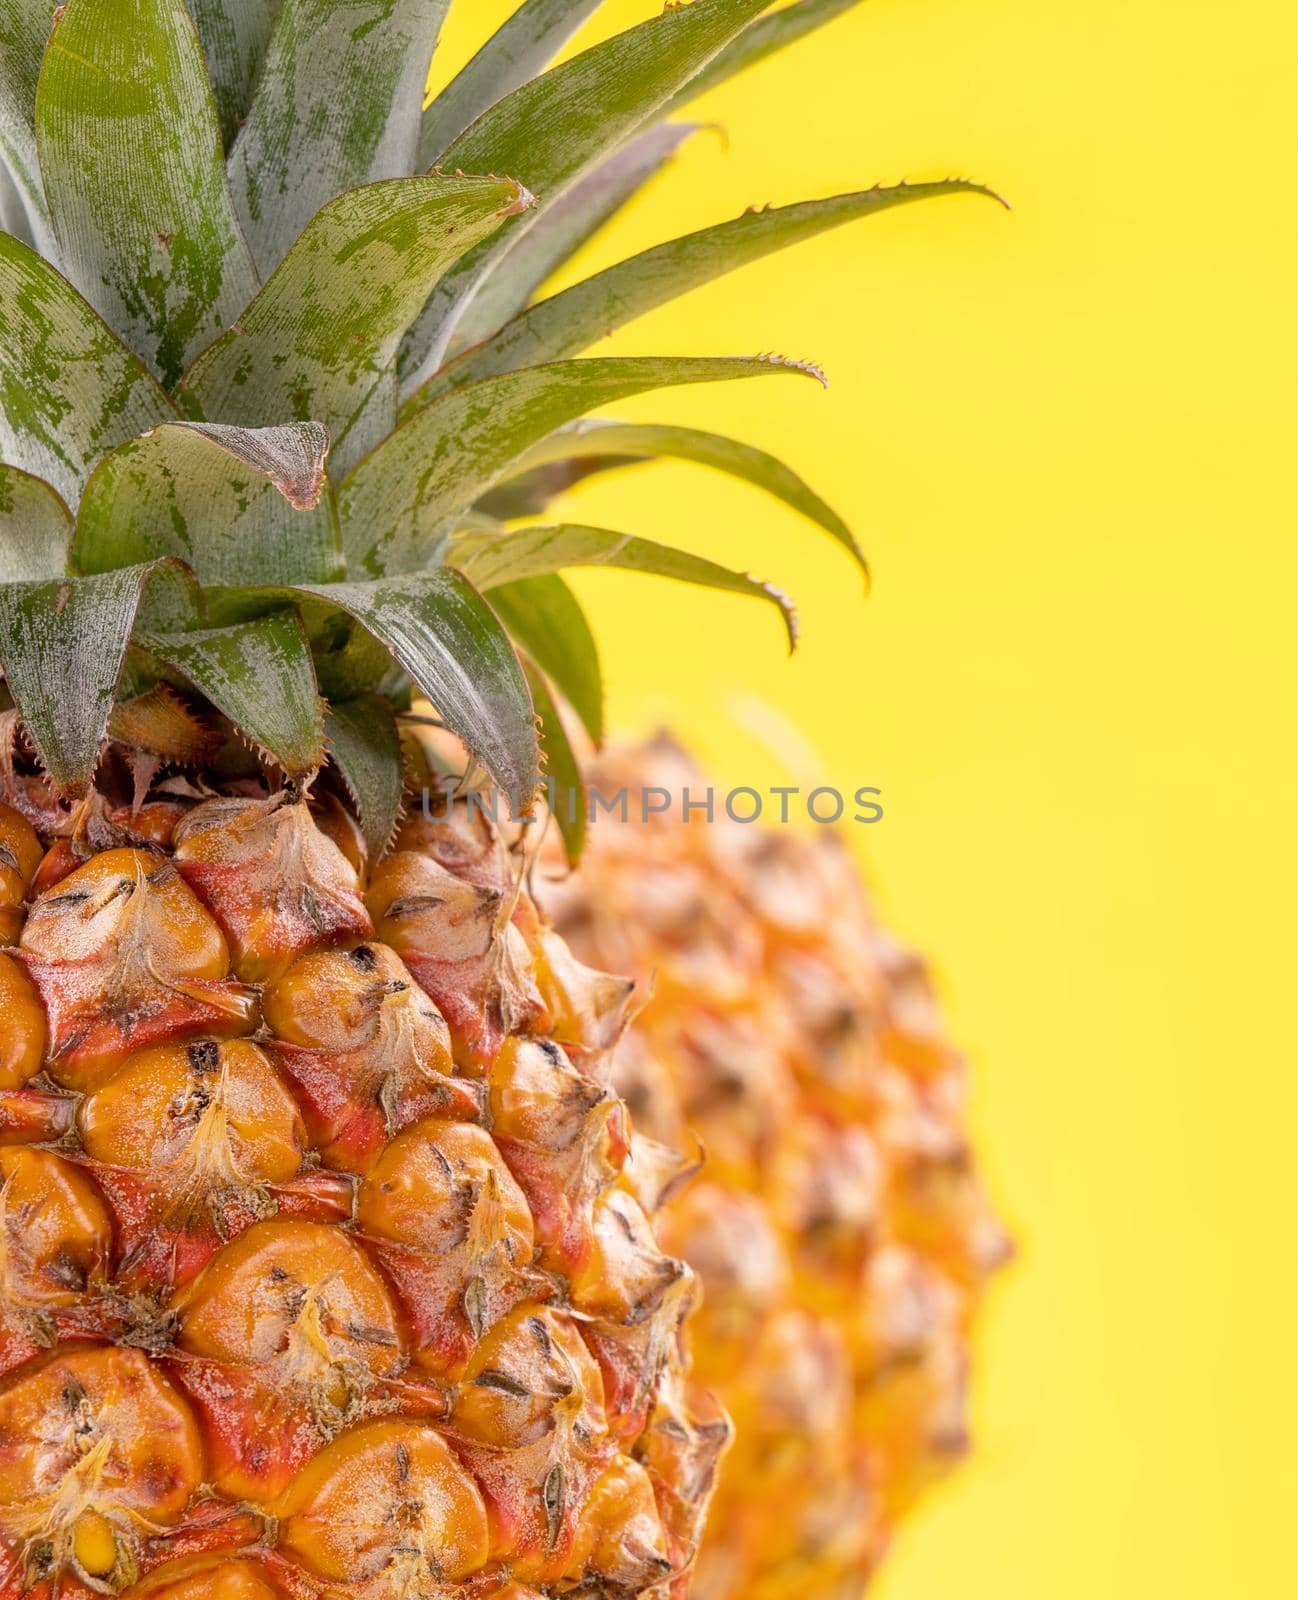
[538,740,1010,1600]
[0,792,726,1600]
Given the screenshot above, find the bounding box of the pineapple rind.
[0,788,724,1598]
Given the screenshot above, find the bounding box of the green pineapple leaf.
[430,180,1002,398]
[297,570,537,803]
[400,0,774,387]
[0,0,57,243]
[450,122,698,355]
[0,0,1000,826]
[420,0,606,167]
[324,693,406,862]
[138,611,325,776]
[0,234,175,508]
[495,419,864,581]
[179,174,529,478]
[523,655,585,864]
[453,522,798,651]
[310,613,409,706]
[0,161,35,246]
[344,353,826,578]
[488,574,603,745]
[666,0,866,111]
[73,421,339,588]
[228,0,451,274]
[187,0,278,150]
[35,0,258,388]
[0,559,196,791]
[0,464,71,582]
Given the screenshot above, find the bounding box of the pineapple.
[0,2,1000,1598]
[539,739,1010,1600]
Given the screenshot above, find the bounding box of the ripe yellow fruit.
[0,793,722,1597]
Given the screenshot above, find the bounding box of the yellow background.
[434,3,1296,1594]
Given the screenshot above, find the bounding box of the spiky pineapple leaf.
[187,0,279,150]
[524,656,585,864]
[400,0,773,386]
[449,122,698,355]
[309,613,409,705]
[35,0,259,388]
[73,421,339,587]
[107,682,215,763]
[0,0,56,240]
[295,570,537,803]
[431,181,999,397]
[0,234,176,508]
[325,693,405,862]
[345,353,825,577]
[0,559,196,791]
[501,419,864,580]
[179,174,529,477]
[454,522,798,651]
[229,0,451,274]
[0,465,71,582]
[487,574,603,745]
[666,0,866,111]
[204,563,534,793]
[419,0,606,167]
[139,612,325,775]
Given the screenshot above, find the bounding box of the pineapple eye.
[0,1148,112,1309]
[187,1040,220,1073]
[274,1420,489,1583]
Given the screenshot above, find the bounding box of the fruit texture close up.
[0,0,1000,1595]
[0,785,725,1598]
[540,740,1010,1600]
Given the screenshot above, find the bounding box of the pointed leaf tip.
[886,175,1011,211]
[762,578,799,652]
[500,180,538,218]
[348,354,828,577]
[500,419,865,584]
[453,523,801,655]
[74,422,340,589]
[755,352,828,387]
[155,421,332,512]
[423,179,989,398]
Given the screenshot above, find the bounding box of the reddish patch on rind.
[18,956,255,1075]
[272,1040,484,1172]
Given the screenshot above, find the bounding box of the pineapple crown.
[0,0,1000,861]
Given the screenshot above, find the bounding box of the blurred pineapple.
[540,738,1010,1600]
